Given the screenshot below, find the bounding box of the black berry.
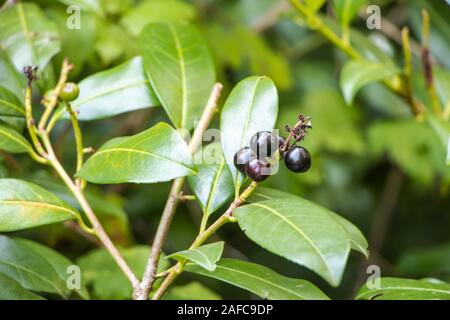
[284,146,311,173]
[60,82,80,102]
[250,131,280,158]
[245,158,270,182]
[234,147,256,173]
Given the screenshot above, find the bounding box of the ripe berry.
[234,147,256,173]
[60,82,80,102]
[245,158,270,182]
[284,146,311,173]
[250,131,280,158]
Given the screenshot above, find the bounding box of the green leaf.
[167,242,224,272]
[0,86,25,131]
[67,57,159,121]
[0,124,32,154]
[77,122,196,184]
[333,0,367,26]
[0,2,60,71]
[185,258,329,300]
[187,143,234,217]
[17,238,90,299]
[57,0,103,16]
[0,53,25,101]
[0,273,44,300]
[140,22,216,130]
[234,197,368,286]
[340,60,400,105]
[0,235,68,297]
[78,246,169,299]
[121,0,196,37]
[357,277,450,300]
[220,76,278,187]
[0,179,79,232]
[248,187,369,258]
[164,282,222,300]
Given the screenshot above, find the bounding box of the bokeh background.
[1,0,449,299]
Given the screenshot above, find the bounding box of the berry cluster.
[233,115,312,182]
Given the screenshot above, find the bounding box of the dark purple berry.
[234,147,256,173]
[284,146,311,173]
[250,131,280,158]
[245,158,270,182]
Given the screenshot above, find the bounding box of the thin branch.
[38,59,73,131]
[65,101,86,189]
[135,83,223,300]
[152,181,259,300]
[40,133,140,289]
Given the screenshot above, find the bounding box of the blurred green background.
[1,0,449,299]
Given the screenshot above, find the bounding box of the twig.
[152,181,259,300]
[39,59,73,131]
[40,133,140,289]
[135,83,223,300]
[65,101,86,189]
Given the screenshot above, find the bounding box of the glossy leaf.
[220,76,278,187]
[78,246,169,299]
[121,0,196,37]
[340,60,400,105]
[18,238,90,299]
[357,277,450,300]
[0,2,60,71]
[0,86,25,131]
[0,179,79,232]
[77,122,196,184]
[0,273,44,300]
[0,235,68,297]
[187,143,234,217]
[234,197,368,286]
[67,57,159,121]
[140,22,216,130]
[0,53,25,101]
[248,188,369,257]
[0,124,32,154]
[185,258,329,300]
[167,242,224,272]
[165,282,221,300]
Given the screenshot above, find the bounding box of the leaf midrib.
[0,126,31,152]
[205,264,309,299]
[0,200,78,218]
[204,161,226,216]
[72,80,149,107]
[0,99,25,115]
[0,260,65,298]
[16,2,37,66]
[91,147,195,172]
[168,24,187,129]
[251,202,333,281]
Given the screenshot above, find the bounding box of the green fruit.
[60,82,80,102]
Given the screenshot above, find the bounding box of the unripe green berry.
[60,82,80,102]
